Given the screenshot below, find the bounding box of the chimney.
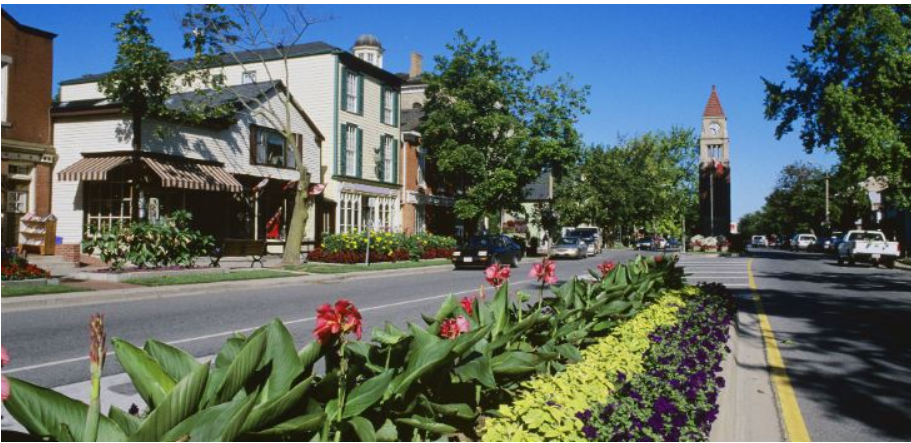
[409,52,423,80]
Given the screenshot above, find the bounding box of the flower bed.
[577,283,735,442]
[481,290,691,442]
[1,258,51,281]
[3,255,685,442]
[310,232,457,263]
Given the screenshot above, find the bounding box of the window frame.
[251,125,300,170]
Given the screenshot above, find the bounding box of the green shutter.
[377,135,385,181]
[380,87,387,124]
[357,74,364,115]
[339,124,348,176]
[340,68,349,112]
[392,138,399,184]
[393,90,399,126]
[356,128,363,178]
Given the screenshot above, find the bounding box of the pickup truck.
[837,230,900,268]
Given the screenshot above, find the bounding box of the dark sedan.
[452,235,524,269]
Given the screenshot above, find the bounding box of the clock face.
[708,123,721,136]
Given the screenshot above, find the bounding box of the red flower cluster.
[529,258,558,285]
[440,316,470,340]
[655,255,664,264]
[484,263,511,287]
[307,248,411,264]
[461,296,474,315]
[421,247,457,260]
[1,261,50,281]
[597,260,616,278]
[313,299,363,345]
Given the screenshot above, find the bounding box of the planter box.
[74,267,227,283]
[1,277,60,287]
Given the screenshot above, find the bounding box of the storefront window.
[84,176,133,234]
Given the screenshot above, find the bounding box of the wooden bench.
[210,239,268,268]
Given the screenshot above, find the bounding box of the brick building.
[1,10,57,251]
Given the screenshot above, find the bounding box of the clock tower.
[699,85,731,237]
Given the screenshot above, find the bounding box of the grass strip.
[125,269,296,287]
[2,284,89,298]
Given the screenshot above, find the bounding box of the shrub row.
[319,231,458,262]
[481,289,692,442]
[307,247,455,264]
[82,210,214,271]
[578,282,735,442]
[4,255,683,442]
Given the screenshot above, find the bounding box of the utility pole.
[710,171,715,237]
[825,175,830,227]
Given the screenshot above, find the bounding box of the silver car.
[549,237,587,259]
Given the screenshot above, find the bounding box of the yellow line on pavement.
[748,259,812,442]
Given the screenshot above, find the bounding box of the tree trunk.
[282,168,311,265]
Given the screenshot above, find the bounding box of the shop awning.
[141,157,243,193]
[57,156,129,181]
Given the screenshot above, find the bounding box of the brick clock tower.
[699,86,731,237]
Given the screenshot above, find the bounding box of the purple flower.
[670,379,682,389]
[648,412,664,432]
[671,413,687,428]
[715,376,726,388]
[582,425,599,440]
[576,409,593,422]
[629,389,643,402]
[616,371,627,383]
[653,396,677,415]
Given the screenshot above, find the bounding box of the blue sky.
[4,4,838,220]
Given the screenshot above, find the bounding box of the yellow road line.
[748,259,812,442]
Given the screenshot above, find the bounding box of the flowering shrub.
[1,259,51,281]
[579,283,735,441]
[314,232,457,263]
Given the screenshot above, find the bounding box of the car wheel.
[848,258,856,266]
[884,259,896,269]
[837,257,844,266]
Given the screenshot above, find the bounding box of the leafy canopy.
[763,5,911,209]
[420,30,589,223]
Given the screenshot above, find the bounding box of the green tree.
[763,5,911,209]
[98,10,174,150]
[420,31,589,229]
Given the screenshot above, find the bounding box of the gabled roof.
[59,40,403,87]
[703,85,725,117]
[53,80,324,141]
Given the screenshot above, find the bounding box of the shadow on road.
[749,251,911,441]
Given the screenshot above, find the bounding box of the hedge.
[481,288,697,441]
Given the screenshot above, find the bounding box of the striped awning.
[57,156,129,181]
[141,157,242,193]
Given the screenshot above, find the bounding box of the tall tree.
[420,31,589,229]
[185,5,324,265]
[763,5,911,209]
[98,10,174,150]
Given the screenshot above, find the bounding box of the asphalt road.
[747,249,911,441]
[2,249,647,389]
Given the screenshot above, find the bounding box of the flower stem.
[333,340,349,443]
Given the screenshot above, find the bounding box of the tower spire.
[703,85,725,117]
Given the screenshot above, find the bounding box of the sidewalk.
[2,262,452,313]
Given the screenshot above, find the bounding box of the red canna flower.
[597,260,616,277]
[529,258,558,285]
[484,263,511,287]
[2,345,9,402]
[461,296,474,315]
[313,299,363,345]
[655,255,664,264]
[440,315,471,339]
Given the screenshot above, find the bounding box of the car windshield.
[558,238,580,245]
[467,236,494,248]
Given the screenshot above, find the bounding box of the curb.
[1,264,453,312]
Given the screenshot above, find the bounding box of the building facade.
[52,82,323,252]
[1,10,56,252]
[698,85,731,237]
[57,35,403,238]
[398,52,457,236]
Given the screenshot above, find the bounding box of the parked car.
[664,237,682,251]
[565,227,602,254]
[548,237,588,260]
[653,237,667,250]
[751,235,769,248]
[636,237,653,250]
[452,234,524,269]
[791,234,817,252]
[837,230,900,268]
[823,231,844,254]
